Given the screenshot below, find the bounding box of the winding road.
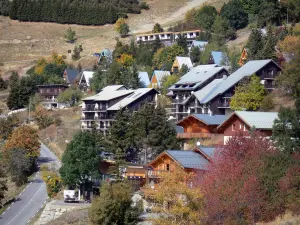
[0,143,61,225]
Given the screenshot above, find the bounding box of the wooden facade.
[218,113,275,144]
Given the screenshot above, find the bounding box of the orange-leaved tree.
[116,53,134,67]
[4,125,40,158]
[147,165,204,225]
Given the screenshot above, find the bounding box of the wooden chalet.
[150,70,170,88]
[217,111,278,144]
[63,68,80,85]
[36,84,69,109]
[146,147,215,189]
[171,56,193,73]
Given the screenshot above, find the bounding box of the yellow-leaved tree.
[147,166,204,225]
[230,75,265,111]
[4,125,40,158]
[116,53,134,67]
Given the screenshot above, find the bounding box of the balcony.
[177,132,220,139]
[147,170,169,178]
[218,101,230,108]
[265,82,275,89]
[264,71,275,80]
[82,105,96,111]
[81,116,95,120]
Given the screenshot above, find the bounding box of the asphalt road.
[0,143,61,225]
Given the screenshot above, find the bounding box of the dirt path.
[129,0,207,33]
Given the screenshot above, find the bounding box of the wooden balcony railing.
[147,170,169,178]
[177,132,221,139]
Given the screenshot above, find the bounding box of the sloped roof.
[79,71,94,86]
[199,59,282,104]
[177,113,227,126]
[191,40,208,48]
[193,114,227,125]
[169,66,226,91]
[193,78,224,102]
[199,147,216,159]
[211,51,224,65]
[138,72,150,87]
[107,88,158,111]
[152,71,171,87]
[101,85,126,92]
[83,85,133,101]
[218,111,278,130]
[175,56,193,69]
[65,69,80,84]
[166,150,210,170]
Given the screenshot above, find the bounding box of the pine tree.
[190,46,201,63]
[246,29,264,60]
[261,26,277,60]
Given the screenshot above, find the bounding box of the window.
[232,124,236,131]
[244,124,247,131]
[166,164,170,171]
[239,124,242,129]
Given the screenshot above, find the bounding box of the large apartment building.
[168,59,282,120]
[81,85,158,135]
[136,30,201,46]
[167,65,229,121]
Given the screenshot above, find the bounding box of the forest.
[0,0,141,25]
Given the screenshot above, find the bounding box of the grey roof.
[199,147,216,159]
[166,150,209,170]
[152,71,171,87]
[199,60,281,104]
[193,78,224,102]
[175,56,193,69]
[169,65,226,90]
[65,69,80,84]
[79,71,95,86]
[229,111,278,129]
[83,85,133,101]
[107,88,157,111]
[191,40,208,49]
[193,114,227,125]
[211,51,224,65]
[138,72,150,87]
[175,126,184,133]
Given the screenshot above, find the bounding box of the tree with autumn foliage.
[116,53,134,67]
[147,165,204,225]
[230,75,265,111]
[200,133,300,224]
[200,134,275,224]
[4,125,40,159]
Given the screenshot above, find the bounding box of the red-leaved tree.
[200,134,278,224]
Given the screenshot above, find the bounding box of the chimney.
[223,75,227,80]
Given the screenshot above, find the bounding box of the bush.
[140,2,149,10]
[41,170,62,198]
[89,182,141,225]
[33,105,55,129]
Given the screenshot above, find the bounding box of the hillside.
[0,0,224,77]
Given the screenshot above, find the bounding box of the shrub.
[140,2,149,10]
[89,182,141,225]
[41,170,62,198]
[33,105,54,129]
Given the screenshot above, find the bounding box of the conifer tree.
[246,29,264,60]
